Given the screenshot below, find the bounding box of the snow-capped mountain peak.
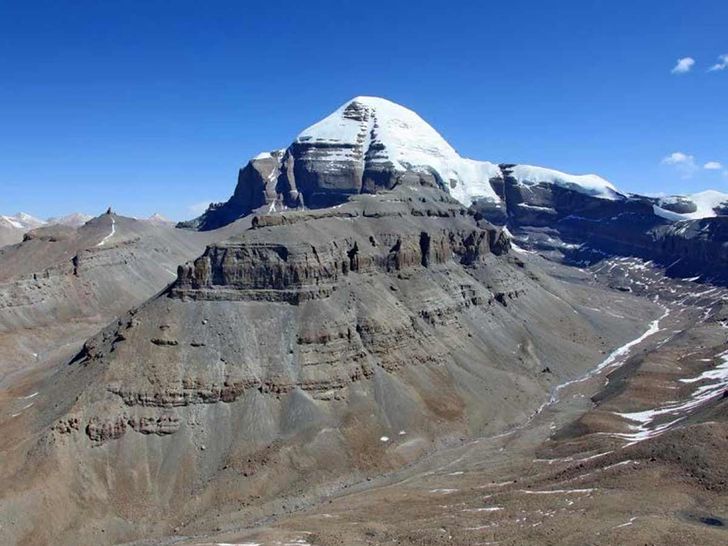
[187,95,725,234]
[297,96,458,159]
[46,212,94,227]
[297,96,502,203]
[0,212,46,230]
[295,97,630,206]
[146,213,174,225]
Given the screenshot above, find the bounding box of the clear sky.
[1,0,727,220]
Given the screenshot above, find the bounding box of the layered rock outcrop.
[173,220,504,304]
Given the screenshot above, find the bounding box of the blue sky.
[1,0,727,220]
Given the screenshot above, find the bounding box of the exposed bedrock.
[474,165,728,282]
[172,227,502,303]
[655,217,728,278]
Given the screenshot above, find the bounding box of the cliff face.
[174,222,504,304]
[653,217,728,279]
[179,152,293,230]
[180,139,444,231]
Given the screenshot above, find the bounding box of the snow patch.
[614,517,638,529]
[509,165,621,201]
[653,205,686,222]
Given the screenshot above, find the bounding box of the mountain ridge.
[182,97,727,233]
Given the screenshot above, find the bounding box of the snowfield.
[297,96,502,204]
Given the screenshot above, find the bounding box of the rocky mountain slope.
[0,225,21,248]
[0,211,246,391]
[0,184,657,545]
[0,211,178,249]
[173,255,728,546]
[45,212,94,227]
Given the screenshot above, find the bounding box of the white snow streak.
[96,217,116,247]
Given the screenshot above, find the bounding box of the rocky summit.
[1,97,728,546]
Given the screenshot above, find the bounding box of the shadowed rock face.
[290,100,371,203]
[659,196,698,214]
[174,221,504,304]
[473,165,728,283]
[0,186,640,545]
[180,151,298,231]
[474,165,657,257]
[656,216,728,278]
[180,137,442,231]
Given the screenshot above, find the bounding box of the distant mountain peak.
[146,213,173,225]
[47,212,94,227]
[0,212,46,230]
